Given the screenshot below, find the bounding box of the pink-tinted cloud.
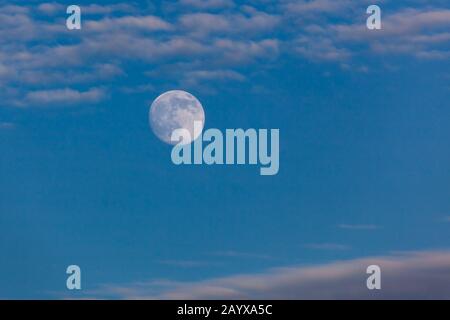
[83,250,450,299]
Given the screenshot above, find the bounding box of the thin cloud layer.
[21,87,107,107]
[338,224,379,230]
[85,250,450,299]
[303,243,351,250]
[0,122,15,129]
[179,0,235,10]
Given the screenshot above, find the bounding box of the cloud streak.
[0,122,15,129]
[83,250,450,299]
[303,243,351,250]
[21,87,107,107]
[338,224,379,230]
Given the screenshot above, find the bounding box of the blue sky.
[0,0,450,299]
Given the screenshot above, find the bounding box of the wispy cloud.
[0,122,15,130]
[179,10,280,37]
[85,15,173,33]
[120,84,155,94]
[83,250,450,299]
[157,260,221,268]
[36,2,64,15]
[18,64,124,86]
[21,87,107,107]
[303,243,350,251]
[338,224,379,230]
[211,250,272,260]
[38,3,138,16]
[180,69,246,91]
[179,0,235,10]
[283,0,357,16]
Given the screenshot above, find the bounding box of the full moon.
[149,90,205,145]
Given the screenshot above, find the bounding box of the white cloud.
[284,2,450,62]
[185,69,245,82]
[22,87,107,106]
[294,37,352,62]
[37,2,64,15]
[85,16,173,33]
[179,11,280,36]
[36,3,138,16]
[17,64,124,86]
[78,3,138,15]
[284,0,350,15]
[120,84,155,94]
[0,4,30,14]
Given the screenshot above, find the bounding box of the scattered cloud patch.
[37,2,64,16]
[120,84,155,94]
[79,3,139,15]
[85,15,173,33]
[0,1,449,107]
[179,10,280,37]
[179,0,235,10]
